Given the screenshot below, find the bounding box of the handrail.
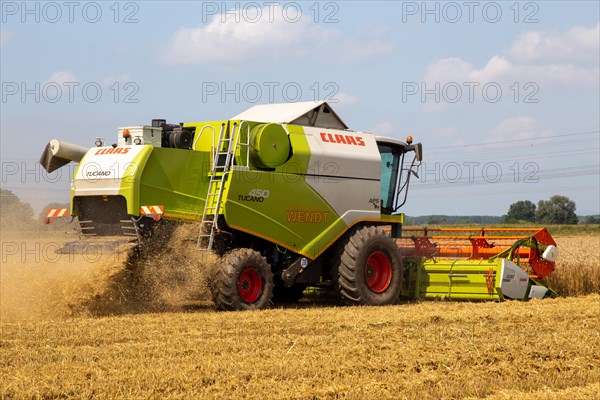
[192,124,217,151]
[232,120,251,169]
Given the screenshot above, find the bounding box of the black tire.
[210,248,273,311]
[272,283,307,304]
[336,226,403,305]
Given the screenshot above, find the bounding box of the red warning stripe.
[46,208,69,218]
[140,205,164,215]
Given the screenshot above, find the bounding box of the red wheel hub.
[365,251,392,293]
[237,269,263,303]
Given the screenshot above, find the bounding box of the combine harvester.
[40,101,559,310]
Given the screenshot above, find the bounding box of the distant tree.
[428,215,448,225]
[580,215,600,224]
[536,195,578,225]
[406,215,503,225]
[0,188,34,228]
[467,216,483,224]
[1,188,19,206]
[506,200,537,222]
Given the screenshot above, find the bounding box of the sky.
[1,0,599,216]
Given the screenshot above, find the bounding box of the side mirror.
[414,143,423,162]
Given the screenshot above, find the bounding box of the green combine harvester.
[41,101,559,310]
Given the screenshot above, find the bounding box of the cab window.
[378,144,400,214]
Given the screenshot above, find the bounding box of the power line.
[429,135,600,155]
[410,184,600,199]
[427,130,600,150]
[431,149,600,163]
[411,164,600,189]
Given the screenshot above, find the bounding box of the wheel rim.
[237,269,263,303]
[365,251,392,293]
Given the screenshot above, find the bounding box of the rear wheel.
[210,248,273,311]
[337,226,403,305]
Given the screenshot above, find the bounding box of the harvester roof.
[232,101,348,130]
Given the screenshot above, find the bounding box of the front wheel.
[210,248,273,311]
[337,226,403,305]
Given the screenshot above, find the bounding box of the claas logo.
[320,132,365,146]
[94,147,131,155]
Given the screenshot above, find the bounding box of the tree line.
[503,195,591,225]
[404,195,597,225]
[0,188,70,230]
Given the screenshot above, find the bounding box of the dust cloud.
[1,222,217,322]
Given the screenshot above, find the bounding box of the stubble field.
[0,229,599,399]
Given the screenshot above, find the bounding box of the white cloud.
[490,116,556,144]
[423,24,600,91]
[492,116,538,140]
[165,5,392,65]
[508,23,599,64]
[425,55,599,88]
[468,56,515,82]
[371,122,395,135]
[330,92,359,109]
[0,31,12,47]
[45,71,78,85]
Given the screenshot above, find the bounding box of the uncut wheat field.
[1,230,599,399]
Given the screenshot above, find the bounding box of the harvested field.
[1,229,598,398]
[1,295,599,399]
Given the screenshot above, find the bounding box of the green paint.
[119,145,153,215]
[404,258,504,301]
[224,169,339,258]
[249,123,291,169]
[137,147,210,219]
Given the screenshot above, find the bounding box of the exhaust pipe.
[39,139,89,173]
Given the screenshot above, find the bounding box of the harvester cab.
[377,135,422,216]
[40,101,557,311]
